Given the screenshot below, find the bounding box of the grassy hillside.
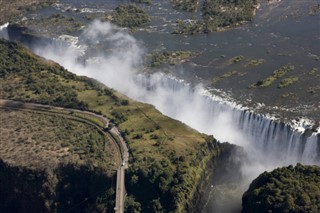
[0,39,230,212]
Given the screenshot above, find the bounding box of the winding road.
[0,99,128,213]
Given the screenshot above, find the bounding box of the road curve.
[0,99,128,213]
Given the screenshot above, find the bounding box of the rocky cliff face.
[185,139,243,213]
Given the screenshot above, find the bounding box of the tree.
[125,195,141,213]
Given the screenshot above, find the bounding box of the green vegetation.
[13,14,84,37]
[171,0,199,12]
[0,40,89,109]
[173,19,205,35]
[112,4,151,28]
[250,65,295,88]
[0,0,57,25]
[149,50,195,67]
[0,109,116,171]
[273,65,295,78]
[242,164,320,213]
[251,76,275,88]
[309,4,320,16]
[0,39,228,212]
[72,111,105,128]
[278,76,299,88]
[172,0,259,34]
[309,68,319,76]
[246,59,265,67]
[85,4,152,28]
[211,70,240,84]
[202,0,258,31]
[131,0,152,4]
[281,92,294,99]
[231,55,245,63]
[0,159,116,212]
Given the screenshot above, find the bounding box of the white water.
[36,21,319,178]
[0,23,9,39]
[1,20,319,209]
[133,75,320,173]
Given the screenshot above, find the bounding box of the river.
[0,0,319,212]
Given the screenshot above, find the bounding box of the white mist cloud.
[34,20,254,150]
[35,19,263,186]
[35,19,318,165]
[31,20,319,211]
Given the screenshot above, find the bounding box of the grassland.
[0,109,117,171]
[0,104,117,212]
[0,39,227,212]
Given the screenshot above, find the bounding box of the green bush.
[202,0,258,31]
[250,65,295,88]
[112,4,151,28]
[171,0,199,12]
[278,76,299,88]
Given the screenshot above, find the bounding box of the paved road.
[111,127,129,213]
[115,166,125,213]
[0,99,128,213]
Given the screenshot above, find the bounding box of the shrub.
[112,4,151,28]
[278,76,299,88]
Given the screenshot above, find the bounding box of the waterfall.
[0,23,9,39]
[132,74,320,168]
[237,110,319,165]
[2,19,318,177]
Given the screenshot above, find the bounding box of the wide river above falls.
[26,0,319,122]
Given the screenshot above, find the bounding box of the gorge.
[0,0,319,212]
